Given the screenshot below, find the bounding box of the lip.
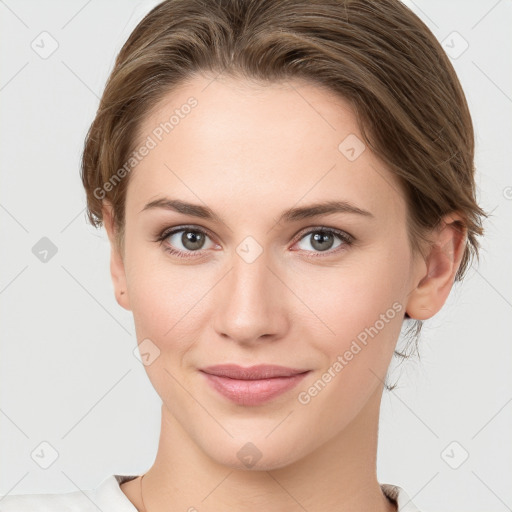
[199,364,310,406]
[201,364,309,379]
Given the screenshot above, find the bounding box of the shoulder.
[0,474,139,512]
[0,488,95,512]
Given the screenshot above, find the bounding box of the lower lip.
[201,371,310,406]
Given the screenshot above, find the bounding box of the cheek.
[293,254,407,427]
[124,246,216,352]
[294,247,408,348]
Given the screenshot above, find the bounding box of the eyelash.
[154,225,354,259]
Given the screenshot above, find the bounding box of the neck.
[136,385,396,512]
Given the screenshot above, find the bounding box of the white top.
[0,474,422,511]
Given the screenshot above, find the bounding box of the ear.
[406,213,467,320]
[102,201,131,311]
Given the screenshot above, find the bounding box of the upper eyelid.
[294,225,352,240]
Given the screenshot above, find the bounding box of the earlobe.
[117,288,131,311]
[101,201,132,311]
[405,213,467,320]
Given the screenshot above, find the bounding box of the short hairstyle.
[81,0,487,381]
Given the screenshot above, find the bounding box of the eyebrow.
[140,197,374,223]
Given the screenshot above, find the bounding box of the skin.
[101,74,466,512]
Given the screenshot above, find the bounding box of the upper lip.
[200,364,310,380]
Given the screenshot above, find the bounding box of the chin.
[200,433,306,472]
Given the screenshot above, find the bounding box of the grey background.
[0,1,511,511]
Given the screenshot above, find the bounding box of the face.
[106,74,428,470]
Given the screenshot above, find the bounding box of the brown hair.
[81,0,487,382]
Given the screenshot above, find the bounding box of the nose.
[212,251,290,346]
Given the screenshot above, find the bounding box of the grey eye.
[167,229,213,252]
[297,231,345,252]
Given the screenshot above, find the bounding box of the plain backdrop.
[0,1,511,511]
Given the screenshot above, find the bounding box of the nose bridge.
[214,245,285,342]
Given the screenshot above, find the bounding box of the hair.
[81,0,487,389]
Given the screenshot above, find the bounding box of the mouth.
[199,364,311,406]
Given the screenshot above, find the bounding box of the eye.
[293,227,353,256]
[156,226,217,258]
[155,225,354,259]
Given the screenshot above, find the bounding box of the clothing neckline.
[106,474,419,511]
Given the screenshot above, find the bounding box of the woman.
[1,0,486,510]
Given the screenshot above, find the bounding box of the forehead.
[126,74,406,223]
[138,73,359,147]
